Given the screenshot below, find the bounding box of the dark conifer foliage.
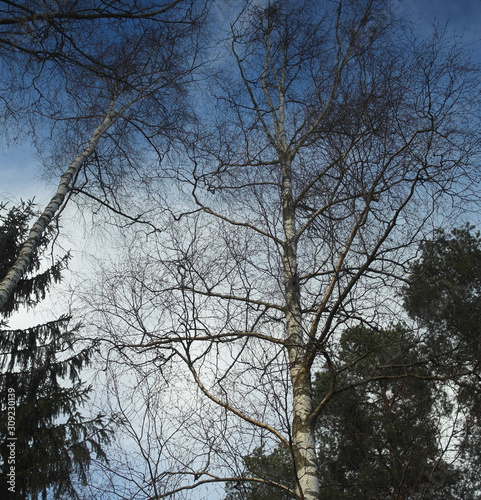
[0,201,67,319]
[0,201,111,500]
[403,224,481,368]
[313,324,461,499]
[403,224,481,495]
[224,223,481,499]
[224,445,295,500]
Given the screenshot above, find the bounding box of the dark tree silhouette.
[0,201,111,500]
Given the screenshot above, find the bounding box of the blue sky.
[1,0,481,205]
[0,2,480,497]
[399,0,481,56]
[0,144,50,205]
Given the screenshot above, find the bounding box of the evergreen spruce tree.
[0,201,111,499]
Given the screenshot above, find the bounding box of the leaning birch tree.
[0,0,205,309]
[85,0,481,498]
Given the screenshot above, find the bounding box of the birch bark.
[282,156,319,499]
[0,101,119,311]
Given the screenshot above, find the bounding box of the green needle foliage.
[0,201,67,319]
[403,224,481,495]
[403,224,481,370]
[224,445,295,500]
[0,201,112,500]
[314,324,459,499]
[225,224,481,499]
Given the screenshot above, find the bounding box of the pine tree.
[224,445,295,500]
[403,224,481,496]
[313,324,460,499]
[223,324,470,499]
[223,222,481,500]
[0,201,111,499]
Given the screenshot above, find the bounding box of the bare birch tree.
[72,0,481,498]
[0,0,205,309]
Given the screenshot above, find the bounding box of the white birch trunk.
[282,157,320,500]
[0,102,118,311]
